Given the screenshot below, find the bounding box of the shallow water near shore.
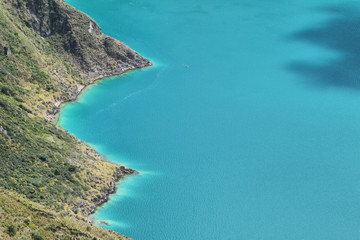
[59,0,360,239]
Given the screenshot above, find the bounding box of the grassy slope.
[0,189,128,239]
[0,0,150,239]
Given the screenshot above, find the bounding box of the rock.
[4,47,11,56]
[99,220,110,225]
[0,126,8,135]
[88,21,100,35]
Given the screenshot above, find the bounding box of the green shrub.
[1,85,15,96]
[7,224,17,236]
[24,217,31,225]
[31,232,44,240]
[68,165,77,172]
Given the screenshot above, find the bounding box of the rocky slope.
[0,0,151,238]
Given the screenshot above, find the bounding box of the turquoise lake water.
[59,0,360,239]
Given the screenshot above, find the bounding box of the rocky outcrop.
[89,167,137,216]
[12,0,152,121]
[4,47,11,56]
[73,166,137,219]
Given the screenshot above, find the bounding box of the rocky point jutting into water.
[16,0,152,121]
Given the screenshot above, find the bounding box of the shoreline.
[51,0,153,228]
[57,63,153,222]
[0,0,154,237]
[86,167,139,223]
[53,63,153,124]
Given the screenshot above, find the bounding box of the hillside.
[0,0,151,238]
[0,189,129,239]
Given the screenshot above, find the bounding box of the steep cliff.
[0,0,151,238]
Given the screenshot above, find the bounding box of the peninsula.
[0,0,151,238]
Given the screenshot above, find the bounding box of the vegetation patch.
[0,0,150,238]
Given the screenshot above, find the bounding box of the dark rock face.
[21,0,69,37]
[4,47,11,56]
[16,0,151,70]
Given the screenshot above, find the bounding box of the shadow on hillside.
[287,3,360,90]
